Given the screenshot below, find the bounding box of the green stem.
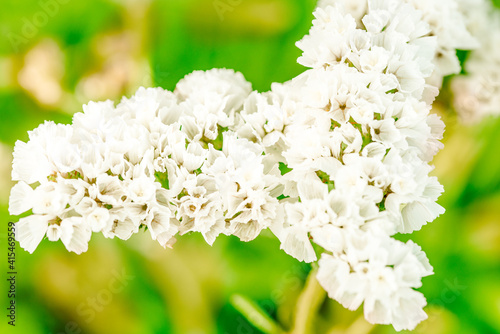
[289,267,326,334]
[340,314,374,334]
[230,294,285,334]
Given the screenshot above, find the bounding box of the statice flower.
[317,233,434,331]
[404,0,478,86]
[235,1,447,330]
[318,0,478,88]
[9,1,465,331]
[10,69,282,253]
[451,0,500,122]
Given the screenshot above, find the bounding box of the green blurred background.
[0,0,499,333]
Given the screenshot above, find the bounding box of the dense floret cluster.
[234,1,448,330]
[10,0,479,331]
[10,69,283,253]
[452,0,500,122]
[318,0,478,88]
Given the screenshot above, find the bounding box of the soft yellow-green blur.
[0,1,499,333]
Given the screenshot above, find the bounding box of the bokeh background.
[0,0,500,333]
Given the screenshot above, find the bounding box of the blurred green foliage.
[0,0,499,334]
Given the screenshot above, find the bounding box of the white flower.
[102,209,141,240]
[317,231,433,331]
[32,182,68,216]
[127,176,158,204]
[318,0,368,27]
[12,121,75,184]
[16,215,51,253]
[87,207,111,232]
[8,4,450,331]
[47,223,63,242]
[261,2,447,330]
[405,0,478,84]
[176,173,224,242]
[147,209,178,248]
[310,224,345,254]
[57,177,88,208]
[75,197,98,216]
[176,68,252,130]
[9,181,34,215]
[60,217,92,254]
[278,223,317,263]
[325,0,478,88]
[91,174,124,206]
[451,1,500,123]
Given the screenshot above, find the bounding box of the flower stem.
[289,267,326,334]
[230,294,285,334]
[340,314,375,334]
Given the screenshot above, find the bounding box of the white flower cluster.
[10,69,282,254]
[318,0,478,88]
[234,1,446,330]
[451,0,500,122]
[9,0,464,331]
